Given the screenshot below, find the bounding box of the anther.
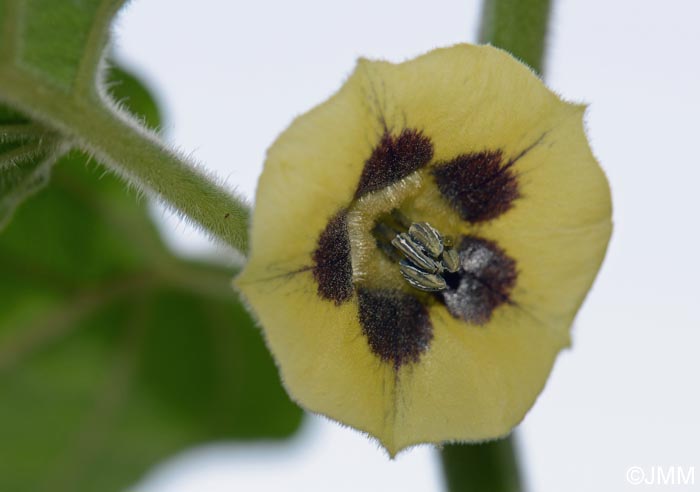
[441,248,460,273]
[392,233,442,273]
[391,221,462,292]
[408,222,444,258]
[399,260,447,291]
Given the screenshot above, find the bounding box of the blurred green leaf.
[0,105,67,231]
[0,67,302,492]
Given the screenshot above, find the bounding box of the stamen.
[392,233,442,273]
[399,260,447,291]
[372,212,461,292]
[441,248,460,273]
[408,222,444,258]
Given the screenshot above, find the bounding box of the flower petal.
[236,272,398,443]
[236,43,612,456]
[389,301,566,455]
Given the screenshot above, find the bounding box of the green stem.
[441,437,522,492]
[0,67,249,253]
[438,1,554,490]
[478,0,552,75]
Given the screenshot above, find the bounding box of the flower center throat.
[372,211,461,292]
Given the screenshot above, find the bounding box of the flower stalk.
[440,437,522,492]
[478,0,552,76]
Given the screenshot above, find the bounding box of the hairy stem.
[0,67,249,253]
[478,0,552,75]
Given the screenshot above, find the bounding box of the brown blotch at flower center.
[439,236,517,324]
[431,150,519,223]
[354,128,434,199]
[312,209,353,304]
[357,288,433,369]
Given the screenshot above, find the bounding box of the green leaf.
[0,0,250,252]
[12,0,118,91]
[0,105,67,230]
[0,69,302,492]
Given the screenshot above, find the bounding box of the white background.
[111,0,700,490]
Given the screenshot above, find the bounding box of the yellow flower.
[235,43,612,456]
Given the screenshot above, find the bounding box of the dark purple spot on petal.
[440,236,517,324]
[355,128,434,199]
[357,288,433,369]
[431,150,519,223]
[312,209,353,304]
